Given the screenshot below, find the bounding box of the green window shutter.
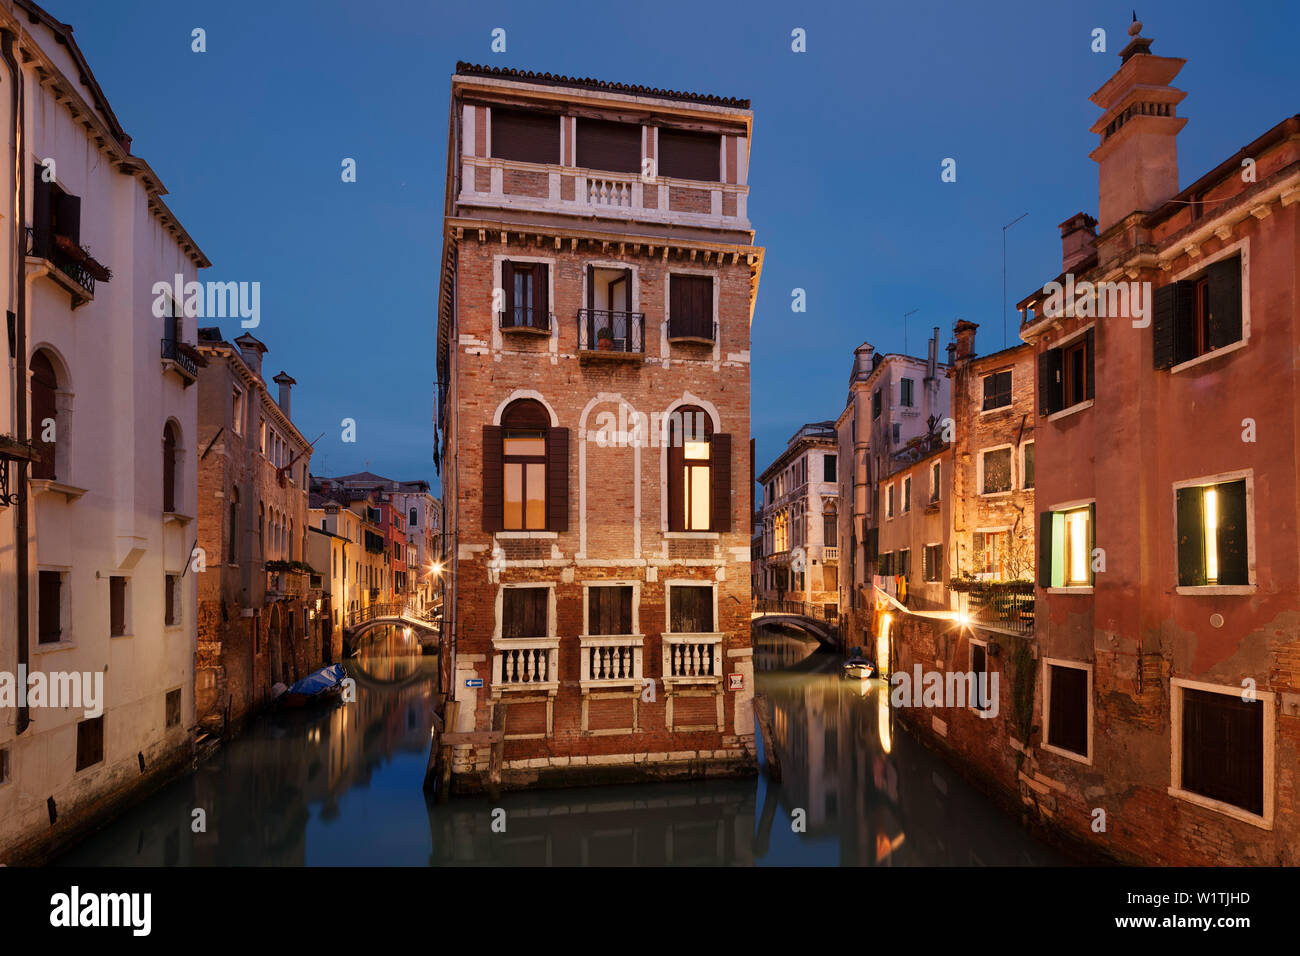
[1152,282,1178,369]
[1050,512,1067,588]
[1037,512,1052,588]
[1084,328,1096,401]
[1176,486,1207,586]
[1088,502,1097,585]
[1207,255,1243,350]
[1215,479,1249,585]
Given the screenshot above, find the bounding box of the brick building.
[435,63,762,791]
[194,330,319,733]
[756,422,838,608]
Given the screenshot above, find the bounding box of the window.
[657,128,720,182]
[900,378,915,407]
[1041,504,1095,588]
[38,570,63,644]
[587,585,633,635]
[162,422,179,512]
[878,551,894,576]
[1153,254,1243,369]
[109,577,128,637]
[486,399,566,533]
[929,460,941,503]
[823,511,837,547]
[892,423,901,445]
[972,531,1009,577]
[231,387,244,435]
[409,507,417,526]
[872,389,882,420]
[228,487,239,563]
[1176,477,1249,587]
[0,747,8,785]
[576,118,641,174]
[668,406,730,533]
[969,641,991,712]
[29,350,59,481]
[31,169,81,253]
[923,544,942,582]
[166,689,182,728]
[502,587,548,638]
[501,261,550,331]
[1039,329,1094,415]
[982,370,1012,410]
[490,107,560,164]
[980,447,1013,495]
[668,585,714,633]
[902,476,912,513]
[1044,661,1090,760]
[76,716,104,772]
[1021,442,1035,490]
[1177,683,1266,818]
[165,574,180,627]
[898,548,911,580]
[668,274,713,340]
[823,455,837,483]
[886,484,895,519]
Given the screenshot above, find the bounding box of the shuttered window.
[38,570,62,644]
[588,585,633,635]
[109,576,127,637]
[1043,504,1095,587]
[165,574,179,627]
[668,585,714,633]
[657,128,720,181]
[76,716,104,772]
[668,406,729,532]
[484,400,568,533]
[502,587,548,639]
[668,274,713,340]
[1153,255,1243,369]
[576,119,641,174]
[501,261,550,330]
[982,370,1012,410]
[29,351,58,480]
[923,544,942,582]
[1038,329,1093,415]
[1176,478,1249,587]
[970,643,989,710]
[166,689,182,728]
[162,422,178,512]
[1182,687,1264,816]
[490,108,560,164]
[898,549,911,580]
[1047,663,1089,757]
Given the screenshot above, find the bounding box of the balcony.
[954,580,1035,637]
[459,156,751,233]
[266,568,308,598]
[666,316,716,345]
[492,637,560,694]
[577,309,644,361]
[662,633,722,685]
[160,338,201,387]
[579,635,644,688]
[498,309,553,335]
[823,546,839,562]
[26,226,109,308]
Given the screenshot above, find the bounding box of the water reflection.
[57,627,1063,866]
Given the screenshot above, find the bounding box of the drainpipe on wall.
[3,28,30,735]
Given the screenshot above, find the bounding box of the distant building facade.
[756,422,838,608]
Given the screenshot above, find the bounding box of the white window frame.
[664,579,719,636]
[1172,469,1256,596]
[977,443,1015,498]
[886,482,896,519]
[1040,658,1093,765]
[923,541,943,582]
[971,526,1011,580]
[929,459,941,503]
[580,580,642,637]
[1020,440,1035,490]
[231,386,244,435]
[1046,497,1096,593]
[902,476,912,513]
[1169,677,1274,829]
[967,636,992,714]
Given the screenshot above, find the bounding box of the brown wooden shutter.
[38,570,61,643]
[491,108,561,164]
[1207,255,1243,350]
[1173,280,1197,365]
[534,264,549,330]
[576,119,641,173]
[501,260,514,327]
[1084,327,1096,400]
[658,128,721,181]
[1048,665,1088,755]
[481,425,503,532]
[1175,486,1205,586]
[1182,688,1264,816]
[1088,502,1097,585]
[1216,479,1249,585]
[55,191,81,245]
[546,427,569,532]
[1037,511,1053,588]
[110,578,125,636]
[710,432,732,532]
[667,434,685,533]
[1038,348,1062,415]
[31,166,51,255]
[1152,282,1178,369]
[29,351,57,480]
[162,426,177,512]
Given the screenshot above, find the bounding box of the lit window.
[1044,505,1094,587]
[1176,478,1249,587]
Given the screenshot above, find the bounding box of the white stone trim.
[1039,657,1093,765]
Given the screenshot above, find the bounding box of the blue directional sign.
[465,678,484,688]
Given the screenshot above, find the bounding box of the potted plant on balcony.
[596,326,614,351]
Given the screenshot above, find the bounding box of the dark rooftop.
[455,62,750,110]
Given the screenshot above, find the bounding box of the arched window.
[30,351,59,480]
[823,501,838,548]
[228,487,240,563]
[483,399,568,532]
[667,405,731,532]
[162,421,179,512]
[258,503,266,559]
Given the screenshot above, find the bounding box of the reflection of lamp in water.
[878,691,892,754]
[876,613,891,678]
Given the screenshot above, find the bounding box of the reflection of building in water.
[752,625,821,672]
[427,782,754,866]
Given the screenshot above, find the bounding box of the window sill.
[1175,584,1256,596]
[499,325,552,337]
[1046,399,1093,423]
[27,479,88,502]
[1040,741,1092,766]
[33,639,76,653]
[1167,786,1271,830]
[163,511,194,526]
[979,404,1013,416]
[111,633,134,640]
[664,531,718,540]
[1169,338,1247,375]
[979,490,1013,498]
[496,531,557,540]
[667,335,715,346]
[1046,586,1093,594]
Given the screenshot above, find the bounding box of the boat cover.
[287,663,346,696]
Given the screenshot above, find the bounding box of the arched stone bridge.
[344,603,440,655]
[751,600,840,647]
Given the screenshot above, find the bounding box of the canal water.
[57,625,1064,865]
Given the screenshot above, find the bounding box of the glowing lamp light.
[1204,488,1219,584]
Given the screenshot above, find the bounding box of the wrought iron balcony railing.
[577,309,645,353]
[160,338,199,381]
[26,226,108,299]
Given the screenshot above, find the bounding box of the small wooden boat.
[279,663,347,708]
[842,656,876,680]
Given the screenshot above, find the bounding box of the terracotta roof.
[455,62,750,110]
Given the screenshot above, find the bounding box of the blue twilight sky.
[49,0,1299,493]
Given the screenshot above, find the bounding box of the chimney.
[926,327,939,379]
[272,371,297,418]
[953,319,978,363]
[852,343,875,382]
[233,333,267,378]
[1060,212,1098,271]
[1089,15,1187,232]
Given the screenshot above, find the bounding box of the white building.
[757,422,839,608]
[0,1,209,862]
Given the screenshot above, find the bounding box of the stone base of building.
[449,748,758,795]
[1,737,195,866]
